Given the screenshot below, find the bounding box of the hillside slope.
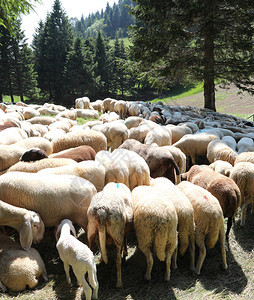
[164,83,254,118]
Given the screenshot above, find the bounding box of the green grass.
[152,82,204,104]
[76,117,98,125]
[2,95,28,103]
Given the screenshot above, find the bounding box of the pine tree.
[94,31,111,96]
[33,0,73,104]
[130,0,254,111]
[0,21,38,102]
[64,37,95,100]
[0,25,13,101]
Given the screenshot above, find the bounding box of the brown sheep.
[49,145,96,162]
[181,165,241,239]
[119,139,180,184]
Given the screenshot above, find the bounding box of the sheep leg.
[0,281,7,292]
[171,248,178,270]
[115,245,122,288]
[219,227,228,270]
[88,268,99,299]
[143,249,153,281]
[63,262,71,284]
[195,237,206,275]
[189,237,196,272]
[240,202,248,226]
[225,217,232,239]
[165,245,175,281]
[74,270,92,300]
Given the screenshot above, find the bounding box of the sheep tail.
[154,230,167,261]
[97,207,108,264]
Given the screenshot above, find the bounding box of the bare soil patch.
[165,84,254,117]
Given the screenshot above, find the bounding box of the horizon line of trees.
[0,0,253,112]
[0,0,155,106]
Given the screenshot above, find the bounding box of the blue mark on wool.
[116,183,119,188]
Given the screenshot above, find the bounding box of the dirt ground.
[165,83,254,117]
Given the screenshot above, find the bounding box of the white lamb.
[56,219,99,300]
[131,185,178,281]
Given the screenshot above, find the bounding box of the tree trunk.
[20,94,24,102]
[203,0,216,112]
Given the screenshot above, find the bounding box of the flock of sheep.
[0,96,254,299]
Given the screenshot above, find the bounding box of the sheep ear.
[20,221,33,251]
[70,223,77,238]
[55,226,61,241]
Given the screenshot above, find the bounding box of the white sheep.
[56,109,77,120]
[207,139,238,165]
[75,97,91,109]
[113,100,128,119]
[124,116,143,129]
[144,126,172,146]
[102,98,116,113]
[0,172,97,229]
[234,151,254,165]
[236,137,254,154]
[7,157,76,173]
[209,160,233,176]
[0,200,45,250]
[74,109,99,119]
[99,111,119,123]
[166,124,193,144]
[128,123,151,143]
[159,145,187,173]
[43,128,67,142]
[221,135,237,151]
[112,148,150,190]
[150,177,195,271]
[52,130,107,153]
[0,144,27,171]
[0,233,47,292]
[39,160,105,192]
[95,150,129,187]
[178,181,228,274]
[0,127,28,145]
[90,100,103,112]
[173,132,219,166]
[229,162,254,226]
[28,116,56,125]
[56,219,99,300]
[131,185,178,281]
[14,136,53,156]
[87,182,133,288]
[93,120,129,151]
